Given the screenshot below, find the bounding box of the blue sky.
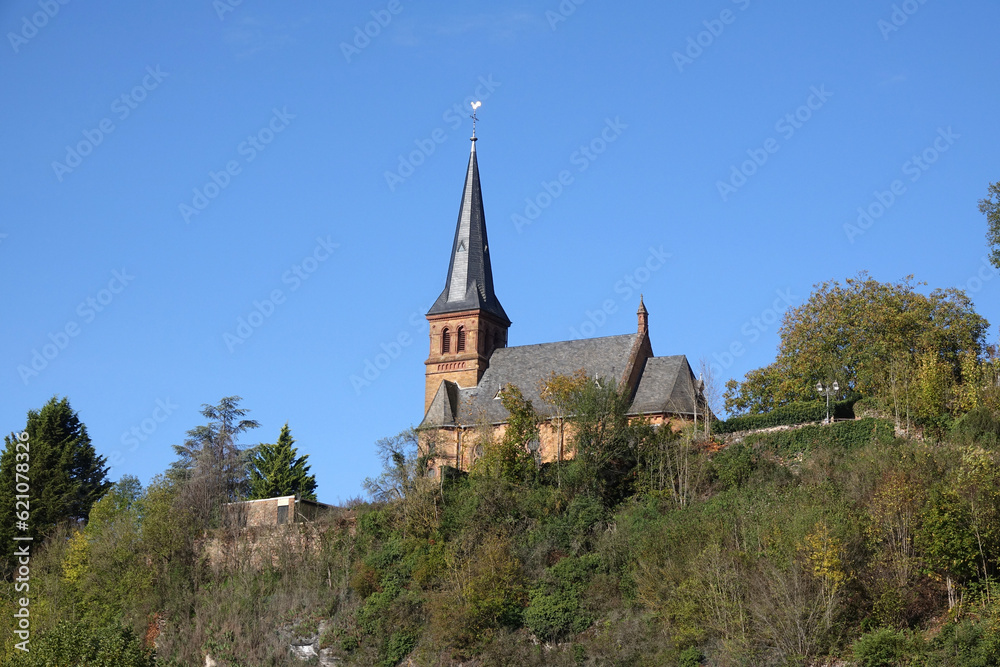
[2,0,998,502]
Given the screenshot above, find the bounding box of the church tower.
[424,133,510,413]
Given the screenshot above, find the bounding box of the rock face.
[285,620,341,666]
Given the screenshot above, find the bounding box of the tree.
[363,428,439,538]
[62,476,152,627]
[0,397,110,574]
[560,376,640,506]
[981,180,1000,269]
[363,428,423,504]
[724,274,989,425]
[169,396,259,524]
[247,423,317,501]
[471,384,538,484]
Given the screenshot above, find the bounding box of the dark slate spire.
[427,138,510,324]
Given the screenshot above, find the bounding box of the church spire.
[426,132,510,325]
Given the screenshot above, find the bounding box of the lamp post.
[816,381,839,423]
[527,438,541,470]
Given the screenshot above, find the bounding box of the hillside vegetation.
[2,273,1000,666]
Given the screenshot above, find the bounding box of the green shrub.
[853,627,911,666]
[712,442,758,489]
[743,418,894,459]
[926,619,1000,666]
[524,554,600,640]
[713,396,860,434]
[679,645,704,666]
[379,630,418,667]
[952,406,1000,447]
[5,622,154,667]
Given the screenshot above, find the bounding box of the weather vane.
[470,100,482,140]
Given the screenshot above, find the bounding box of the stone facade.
[418,137,709,474]
[424,308,508,414]
[225,495,334,528]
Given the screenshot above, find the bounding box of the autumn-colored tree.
[724,274,989,426]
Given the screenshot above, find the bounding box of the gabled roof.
[628,355,701,417]
[420,334,639,428]
[422,380,459,428]
[426,139,510,324]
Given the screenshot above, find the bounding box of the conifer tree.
[168,396,259,526]
[247,423,317,501]
[0,396,110,574]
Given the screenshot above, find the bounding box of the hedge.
[711,396,860,435]
[742,418,895,458]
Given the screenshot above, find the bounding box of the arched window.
[457,326,466,352]
[441,328,451,354]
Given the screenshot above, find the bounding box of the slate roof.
[628,355,701,417]
[420,341,703,429]
[427,140,510,325]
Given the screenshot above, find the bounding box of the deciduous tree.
[724,274,989,427]
[981,180,1000,269]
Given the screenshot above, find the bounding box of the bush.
[952,406,1000,448]
[524,554,600,640]
[713,396,860,434]
[712,442,758,489]
[5,622,154,667]
[853,627,911,666]
[926,619,1000,666]
[743,418,894,459]
[679,645,704,666]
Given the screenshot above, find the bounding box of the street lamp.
[816,381,839,423]
[527,439,541,470]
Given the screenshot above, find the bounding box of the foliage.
[524,554,600,639]
[62,476,154,627]
[724,274,990,430]
[363,428,424,503]
[853,627,914,666]
[469,384,538,484]
[712,396,859,434]
[952,406,1000,447]
[0,396,110,575]
[2,621,154,667]
[559,377,643,506]
[247,422,318,500]
[168,396,259,528]
[981,180,1000,269]
[741,418,895,459]
[14,383,1000,665]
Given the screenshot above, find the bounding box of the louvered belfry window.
[457,326,466,352]
[442,328,451,354]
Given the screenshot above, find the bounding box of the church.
[418,128,707,474]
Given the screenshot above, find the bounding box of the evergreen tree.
[247,423,317,501]
[168,396,259,525]
[0,396,110,575]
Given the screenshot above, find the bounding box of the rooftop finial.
[470,100,482,141]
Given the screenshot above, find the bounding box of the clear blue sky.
[3,0,998,501]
